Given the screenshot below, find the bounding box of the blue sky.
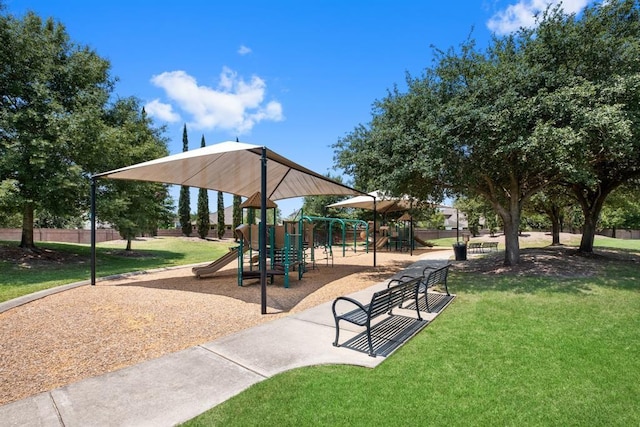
[7,0,592,217]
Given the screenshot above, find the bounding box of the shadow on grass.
[449,246,640,295]
[0,240,188,287]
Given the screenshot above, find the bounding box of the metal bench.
[482,242,499,252]
[468,242,483,253]
[399,264,451,313]
[332,276,422,357]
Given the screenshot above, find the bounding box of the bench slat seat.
[482,242,499,251]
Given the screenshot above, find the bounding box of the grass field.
[0,237,234,303]
[182,236,640,426]
[2,233,639,425]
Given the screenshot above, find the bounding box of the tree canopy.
[0,11,113,247]
[334,0,640,265]
[94,99,171,249]
[0,9,175,249]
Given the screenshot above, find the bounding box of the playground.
[0,245,444,406]
[192,209,376,287]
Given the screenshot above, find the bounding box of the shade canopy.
[95,141,365,200]
[91,141,368,315]
[327,190,413,213]
[240,192,277,209]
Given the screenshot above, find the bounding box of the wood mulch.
[0,248,438,406]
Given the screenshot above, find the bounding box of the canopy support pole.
[90,176,97,286]
[373,197,377,267]
[410,201,413,256]
[260,147,268,315]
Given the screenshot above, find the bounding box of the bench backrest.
[424,265,449,288]
[368,276,421,319]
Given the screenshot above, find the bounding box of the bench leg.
[366,323,376,357]
[333,318,341,347]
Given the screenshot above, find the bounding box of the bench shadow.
[341,315,429,357]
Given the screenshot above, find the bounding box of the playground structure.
[192,211,372,287]
[235,221,306,288]
[191,245,246,279]
[302,215,369,260]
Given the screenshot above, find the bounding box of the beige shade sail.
[327,190,413,213]
[91,141,368,315]
[240,192,277,209]
[95,141,365,200]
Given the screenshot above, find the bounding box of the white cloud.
[238,45,252,55]
[487,0,591,35]
[144,99,181,122]
[149,67,284,134]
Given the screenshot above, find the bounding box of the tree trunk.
[493,197,521,266]
[19,202,36,249]
[549,204,561,246]
[573,184,611,254]
[580,213,598,252]
[501,212,521,266]
[126,238,132,251]
[551,218,561,245]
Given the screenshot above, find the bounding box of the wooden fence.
[1,227,637,244]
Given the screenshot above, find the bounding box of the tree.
[525,185,575,245]
[95,99,172,250]
[336,33,567,265]
[527,0,640,252]
[217,191,225,239]
[0,10,113,249]
[102,181,172,250]
[196,135,210,239]
[453,196,493,237]
[599,184,640,237]
[232,194,242,241]
[178,124,192,236]
[334,0,640,264]
[302,174,354,218]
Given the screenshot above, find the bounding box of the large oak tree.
[334,0,640,265]
[0,11,113,248]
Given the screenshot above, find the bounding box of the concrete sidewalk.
[1,253,453,427]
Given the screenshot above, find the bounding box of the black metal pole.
[410,201,413,256]
[373,198,377,267]
[90,177,96,286]
[260,147,268,315]
[410,216,413,256]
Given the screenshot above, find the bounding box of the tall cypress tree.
[232,194,242,241]
[178,124,192,236]
[196,135,210,239]
[217,191,225,239]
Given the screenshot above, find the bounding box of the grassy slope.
[0,238,234,302]
[184,236,640,426]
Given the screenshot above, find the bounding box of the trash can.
[452,242,467,261]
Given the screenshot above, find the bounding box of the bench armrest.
[387,275,417,288]
[332,296,367,318]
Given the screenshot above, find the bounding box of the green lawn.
[3,233,640,425]
[0,237,234,303]
[183,237,640,426]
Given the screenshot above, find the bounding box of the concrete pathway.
[0,251,453,427]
